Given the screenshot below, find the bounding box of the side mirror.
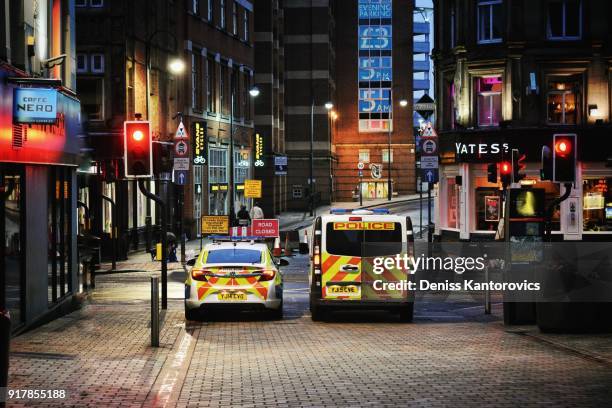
[186,258,197,267]
[278,258,289,266]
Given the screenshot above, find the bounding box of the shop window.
[477,0,503,44]
[77,77,104,120]
[475,188,501,231]
[1,167,24,325]
[359,149,370,163]
[446,177,460,229]
[475,75,502,127]
[48,167,72,304]
[583,178,612,232]
[547,76,581,124]
[548,0,581,40]
[382,149,393,163]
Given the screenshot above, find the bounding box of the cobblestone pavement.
[6,253,612,407]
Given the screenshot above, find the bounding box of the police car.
[185,237,286,320]
[309,208,415,322]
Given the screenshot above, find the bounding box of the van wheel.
[185,307,200,321]
[398,303,414,323]
[310,303,326,322]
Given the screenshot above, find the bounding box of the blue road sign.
[420,168,439,184]
[174,170,188,185]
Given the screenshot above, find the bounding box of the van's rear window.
[325,223,403,256]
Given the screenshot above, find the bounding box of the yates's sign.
[454,141,511,162]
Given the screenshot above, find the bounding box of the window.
[207,0,214,20]
[583,178,612,232]
[475,75,502,127]
[382,149,393,163]
[77,77,104,120]
[477,0,502,44]
[90,0,104,6]
[547,76,581,124]
[231,68,239,116]
[207,249,262,264]
[548,0,581,40]
[220,63,228,115]
[450,1,457,48]
[446,177,460,229]
[243,9,250,41]
[209,148,228,183]
[192,0,200,15]
[475,179,502,230]
[90,54,104,73]
[232,2,238,35]
[207,57,216,112]
[359,149,370,162]
[48,167,73,304]
[192,52,202,110]
[244,71,252,121]
[76,54,88,73]
[220,0,226,28]
[325,223,402,257]
[75,0,87,6]
[234,150,250,183]
[293,185,303,199]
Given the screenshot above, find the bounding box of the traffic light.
[540,146,552,180]
[511,149,526,184]
[124,121,152,178]
[487,163,497,184]
[553,134,576,183]
[500,161,512,187]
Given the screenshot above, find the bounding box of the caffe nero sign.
[13,88,58,124]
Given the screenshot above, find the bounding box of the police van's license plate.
[328,285,360,295]
[218,292,247,301]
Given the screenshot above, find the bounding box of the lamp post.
[386,92,409,201]
[144,29,184,253]
[229,68,259,226]
[309,101,333,216]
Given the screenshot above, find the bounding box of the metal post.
[151,276,160,347]
[427,183,432,242]
[309,99,315,216]
[359,171,363,207]
[179,185,185,264]
[229,75,235,225]
[101,194,116,270]
[419,184,423,239]
[484,265,491,314]
[387,90,392,201]
[139,180,168,309]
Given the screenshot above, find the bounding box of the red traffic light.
[555,139,572,157]
[500,161,511,174]
[132,130,144,142]
[124,121,152,178]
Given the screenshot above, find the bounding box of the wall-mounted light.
[399,99,408,107]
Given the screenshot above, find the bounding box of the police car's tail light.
[259,269,276,281]
[192,269,211,281]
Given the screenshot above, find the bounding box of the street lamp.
[168,58,186,75]
[308,101,334,216]
[387,91,408,201]
[324,102,334,111]
[229,68,259,225]
[399,99,408,107]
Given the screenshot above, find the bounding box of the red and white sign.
[251,219,280,237]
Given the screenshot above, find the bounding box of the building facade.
[433,0,612,242]
[1,0,82,331]
[334,0,415,202]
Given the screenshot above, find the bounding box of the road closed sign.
[251,219,280,237]
[201,215,229,234]
[244,179,262,198]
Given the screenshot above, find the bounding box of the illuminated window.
[359,149,370,163]
[381,149,393,163]
[548,0,581,40]
[583,178,612,232]
[446,178,460,229]
[547,76,581,124]
[477,0,503,44]
[475,75,502,127]
[91,54,105,73]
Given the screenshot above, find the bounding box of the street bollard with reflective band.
[0,308,10,402]
[151,277,160,347]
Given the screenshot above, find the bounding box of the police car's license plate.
[328,285,360,295]
[218,292,247,301]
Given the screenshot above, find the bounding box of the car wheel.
[310,303,326,322]
[185,307,200,321]
[269,302,283,320]
[398,303,414,323]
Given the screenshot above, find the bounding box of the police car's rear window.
[206,249,262,264]
[325,223,403,257]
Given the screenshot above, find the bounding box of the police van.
[309,208,415,322]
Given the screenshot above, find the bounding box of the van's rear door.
[321,220,363,300]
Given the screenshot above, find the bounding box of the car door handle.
[340,264,360,272]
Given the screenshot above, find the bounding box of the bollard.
[151,277,160,347]
[484,266,491,315]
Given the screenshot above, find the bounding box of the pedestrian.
[250,201,264,220]
[237,204,251,226]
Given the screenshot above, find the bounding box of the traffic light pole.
[544,182,573,242]
[138,180,168,309]
[100,194,117,271]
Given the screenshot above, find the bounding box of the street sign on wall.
[192,121,206,165]
[254,133,265,167]
[173,120,189,185]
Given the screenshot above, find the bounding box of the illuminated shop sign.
[192,121,207,165]
[254,133,265,167]
[358,0,392,19]
[358,0,392,133]
[13,88,58,124]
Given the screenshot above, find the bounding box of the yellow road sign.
[244,179,262,198]
[201,215,229,234]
